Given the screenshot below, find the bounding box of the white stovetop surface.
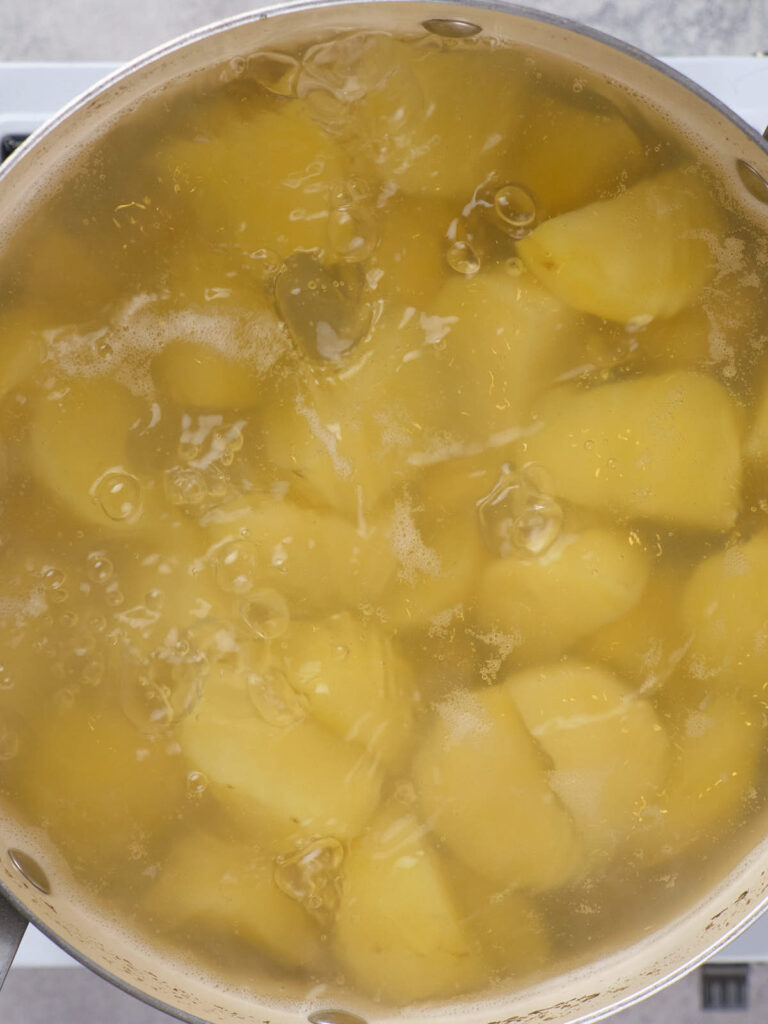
[1,55,767,969]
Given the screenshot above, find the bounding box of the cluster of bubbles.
[166,418,245,514]
[273,835,346,921]
[477,462,563,558]
[446,179,539,278]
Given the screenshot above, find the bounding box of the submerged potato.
[179,667,382,842]
[522,372,742,530]
[633,694,765,863]
[334,804,484,1003]
[353,48,524,199]
[149,829,322,971]
[510,91,646,216]
[431,271,580,444]
[366,197,453,306]
[157,103,346,257]
[279,612,415,769]
[518,170,722,322]
[20,702,184,869]
[204,495,395,612]
[682,531,768,696]
[413,685,583,889]
[506,661,670,855]
[476,528,649,661]
[28,378,164,531]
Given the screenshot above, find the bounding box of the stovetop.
[1,55,768,970]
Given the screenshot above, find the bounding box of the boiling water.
[0,25,767,1010]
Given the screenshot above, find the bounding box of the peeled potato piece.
[518,169,722,322]
[413,685,583,889]
[682,531,768,696]
[366,197,453,305]
[633,695,764,864]
[148,829,322,971]
[20,701,185,870]
[334,804,485,1004]
[353,48,525,199]
[279,612,415,769]
[522,371,742,530]
[431,270,580,445]
[506,661,670,855]
[157,103,347,257]
[476,528,649,661]
[152,339,266,410]
[179,668,382,842]
[580,564,691,686]
[28,377,166,531]
[204,495,395,613]
[511,91,646,216]
[0,311,45,400]
[746,365,768,464]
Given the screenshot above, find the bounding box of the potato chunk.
[366,197,452,305]
[431,271,580,445]
[28,377,165,531]
[682,531,768,695]
[204,496,395,613]
[506,661,669,855]
[334,805,484,1003]
[413,686,583,889]
[522,372,741,530]
[353,48,524,199]
[152,339,265,410]
[476,528,649,661]
[179,669,382,842]
[511,92,646,216]
[148,830,322,971]
[518,170,722,322]
[157,103,346,257]
[279,612,415,769]
[20,702,185,870]
[633,695,764,864]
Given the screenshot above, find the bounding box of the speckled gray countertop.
[0,0,767,61]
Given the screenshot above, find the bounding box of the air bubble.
[274,837,345,920]
[446,240,481,276]
[93,470,142,522]
[241,588,290,640]
[120,644,207,735]
[477,464,563,558]
[81,658,105,687]
[86,551,114,583]
[248,50,300,96]
[494,183,537,237]
[275,253,371,363]
[215,539,259,595]
[177,441,200,463]
[247,666,307,727]
[43,567,66,591]
[328,207,378,264]
[165,466,207,508]
[186,769,208,797]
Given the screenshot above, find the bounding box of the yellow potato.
[157,103,347,257]
[179,667,383,842]
[353,48,525,199]
[366,197,452,305]
[522,371,742,530]
[476,528,649,661]
[413,685,583,889]
[20,701,185,870]
[505,661,670,855]
[148,829,322,971]
[279,612,415,769]
[204,495,395,613]
[334,804,485,1003]
[579,563,690,686]
[632,695,764,864]
[152,339,267,410]
[511,91,646,216]
[0,310,46,400]
[28,377,169,531]
[430,270,581,445]
[518,170,723,322]
[682,531,768,696]
[448,861,550,974]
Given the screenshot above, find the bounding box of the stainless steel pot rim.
[1,3,767,1023]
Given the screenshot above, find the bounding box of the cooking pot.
[1,2,768,1022]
